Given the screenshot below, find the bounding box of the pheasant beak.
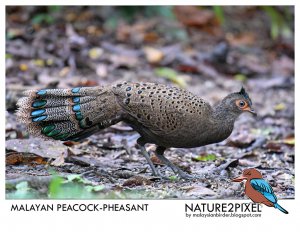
[243,106,257,116]
[231,175,247,182]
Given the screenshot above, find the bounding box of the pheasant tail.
[16,86,121,141]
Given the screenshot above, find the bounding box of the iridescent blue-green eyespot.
[42,125,55,134]
[37,89,47,95]
[73,97,80,103]
[32,115,47,122]
[31,109,45,117]
[47,129,61,137]
[75,112,83,120]
[71,87,81,93]
[72,104,81,112]
[32,100,47,108]
[53,133,69,140]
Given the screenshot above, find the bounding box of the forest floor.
[5,6,294,199]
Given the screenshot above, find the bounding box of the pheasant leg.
[155,146,195,179]
[137,144,161,176]
[137,138,167,178]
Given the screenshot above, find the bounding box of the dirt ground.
[5,6,294,199]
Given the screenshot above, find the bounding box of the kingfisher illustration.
[232,168,288,214]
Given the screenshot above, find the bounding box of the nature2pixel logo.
[185,168,288,219]
[232,168,288,214]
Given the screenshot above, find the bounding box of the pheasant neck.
[210,103,239,142]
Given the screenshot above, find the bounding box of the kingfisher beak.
[231,175,247,182]
[243,106,257,116]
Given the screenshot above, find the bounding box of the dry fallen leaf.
[143,32,159,43]
[150,155,164,165]
[110,54,138,68]
[6,138,71,166]
[227,131,256,148]
[143,47,164,64]
[59,67,70,77]
[51,153,65,166]
[76,79,98,87]
[173,6,220,35]
[226,32,256,46]
[6,152,47,165]
[265,141,283,153]
[123,176,152,187]
[96,64,108,77]
[283,136,295,146]
[185,185,217,197]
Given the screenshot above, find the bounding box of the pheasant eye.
[239,101,245,107]
[235,99,248,109]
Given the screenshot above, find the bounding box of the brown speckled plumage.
[16,82,255,179]
[112,82,213,148]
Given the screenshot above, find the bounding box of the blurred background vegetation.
[10,6,293,39]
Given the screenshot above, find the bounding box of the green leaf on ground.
[251,128,273,136]
[193,153,217,162]
[213,6,225,24]
[234,74,247,82]
[6,181,37,199]
[48,175,64,198]
[85,185,105,192]
[169,175,178,181]
[154,67,187,88]
[274,103,286,111]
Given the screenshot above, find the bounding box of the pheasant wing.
[112,82,186,136]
